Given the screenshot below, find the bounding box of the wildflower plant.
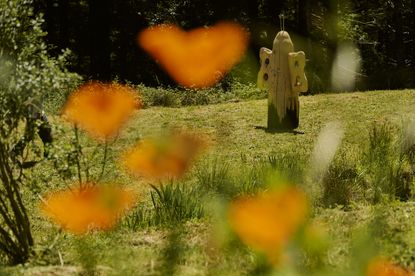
[227,184,309,266]
[41,184,136,234]
[62,82,140,141]
[0,0,79,264]
[41,82,141,235]
[122,132,206,181]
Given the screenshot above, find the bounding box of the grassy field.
[5,89,415,275]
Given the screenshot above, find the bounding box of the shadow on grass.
[254,126,305,135]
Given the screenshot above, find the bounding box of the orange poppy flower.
[123,133,205,180]
[138,21,249,88]
[367,257,414,276]
[228,186,308,265]
[62,82,140,140]
[41,184,136,234]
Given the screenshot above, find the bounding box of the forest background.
[33,0,415,92]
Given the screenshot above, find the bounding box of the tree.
[88,0,112,80]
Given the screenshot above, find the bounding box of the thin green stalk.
[73,125,83,187]
[0,145,32,259]
[98,140,109,182]
[0,153,27,244]
[5,157,33,246]
[85,144,101,182]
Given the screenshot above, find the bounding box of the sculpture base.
[267,104,299,131]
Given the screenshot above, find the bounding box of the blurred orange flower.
[62,82,140,140]
[367,257,414,276]
[123,133,205,180]
[138,22,249,88]
[228,186,308,265]
[41,184,136,234]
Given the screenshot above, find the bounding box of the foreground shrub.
[364,121,414,203]
[0,144,33,264]
[136,82,266,108]
[320,149,367,208]
[150,183,204,225]
[0,0,80,263]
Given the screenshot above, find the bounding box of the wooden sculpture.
[258,31,308,130]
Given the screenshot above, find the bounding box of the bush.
[136,82,266,108]
[123,182,204,230]
[268,152,305,184]
[320,157,366,208]
[150,183,204,225]
[363,121,414,203]
[0,0,80,264]
[195,159,233,196]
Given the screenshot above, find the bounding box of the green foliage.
[321,155,365,208]
[122,204,154,231]
[195,158,270,198]
[364,121,413,203]
[123,182,205,230]
[195,159,233,196]
[137,82,265,108]
[48,126,110,186]
[74,236,100,276]
[123,159,271,231]
[0,0,80,264]
[319,120,415,208]
[150,183,204,225]
[157,227,184,275]
[268,151,305,184]
[0,0,81,116]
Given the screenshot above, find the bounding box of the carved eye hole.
[295,61,299,67]
[263,73,268,81]
[265,58,270,66]
[295,76,301,86]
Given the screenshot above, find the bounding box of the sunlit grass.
[16,88,415,275]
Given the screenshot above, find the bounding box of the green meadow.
[5,89,414,275]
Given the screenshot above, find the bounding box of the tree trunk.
[262,0,284,25]
[89,0,112,81]
[58,0,69,49]
[297,0,313,91]
[393,0,404,68]
[45,0,58,52]
[391,0,405,89]
[324,0,338,91]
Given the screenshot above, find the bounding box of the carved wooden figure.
[258,31,308,130]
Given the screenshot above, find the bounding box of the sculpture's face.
[273,31,293,53]
[275,31,291,41]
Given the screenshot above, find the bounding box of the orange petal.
[122,133,206,180]
[62,82,140,140]
[367,257,414,276]
[138,22,249,88]
[228,186,308,265]
[41,184,137,234]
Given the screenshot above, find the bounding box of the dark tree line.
[34,0,415,91]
